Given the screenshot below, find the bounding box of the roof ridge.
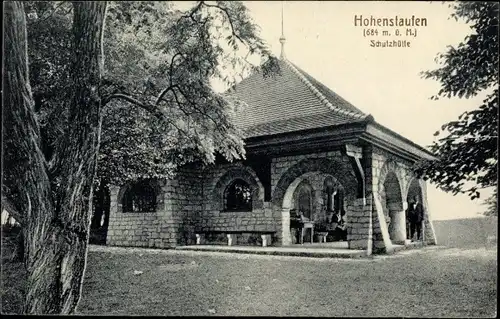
[283,59,369,120]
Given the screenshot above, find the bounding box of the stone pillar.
[387,200,406,243]
[420,181,437,245]
[281,208,291,246]
[313,188,322,221]
[389,210,406,244]
[347,198,372,251]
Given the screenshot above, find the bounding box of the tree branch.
[200,1,245,45]
[173,84,225,132]
[103,93,194,142]
[155,52,183,105]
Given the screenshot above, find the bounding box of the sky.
[176,1,495,220]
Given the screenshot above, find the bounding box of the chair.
[299,215,314,244]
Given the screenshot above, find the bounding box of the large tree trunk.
[4,1,107,314]
[48,2,107,313]
[4,1,60,313]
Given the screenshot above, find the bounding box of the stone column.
[281,208,291,246]
[389,210,406,243]
[420,181,437,245]
[313,188,323,221]
[347,198,372,251]
[387,199,406,243]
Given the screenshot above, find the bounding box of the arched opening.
[407,178,424,241]
[287,178,315,245]
[275,158,358,246]
[224,178,253,212]
[281,173,315,246]
[383,172,405,244]
[212,166,264,212]
[323,176,345,215]
[122,180,158,213]
[322,176,347,241]
[293,180,313,219]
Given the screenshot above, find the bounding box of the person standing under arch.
[408,196,424,241]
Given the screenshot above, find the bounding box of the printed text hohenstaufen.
[354,15,428,27]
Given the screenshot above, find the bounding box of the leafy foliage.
[22,1,279,187]
[4,1,280,313]
[415,2,498,214]
[482,187,498,216]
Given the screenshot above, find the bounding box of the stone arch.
[406,177,423,205]
[405,176,437,244]
[273,158,358,246]
[211,166,265,211]
[273,158,358,208]
[377,160,404,195]
[279,172,317,245]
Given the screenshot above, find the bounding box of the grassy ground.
[2,244,497,317]
[78,245,496,317]
[1,227,25,314]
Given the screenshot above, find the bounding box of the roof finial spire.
[279,1,286,60]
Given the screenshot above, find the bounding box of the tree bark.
[4,1,60,313]
[4,1,107,314]
[48,2,107,313]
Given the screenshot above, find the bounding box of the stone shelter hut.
[104,30,437,255]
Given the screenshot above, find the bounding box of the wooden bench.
[195,231,276,247]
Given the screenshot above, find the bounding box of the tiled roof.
[229,59,369,138]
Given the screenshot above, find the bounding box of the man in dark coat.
[407,196,424,241]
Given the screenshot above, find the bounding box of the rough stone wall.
[169,167,205,246]
[106,182,175,248]
[198,162,278,244]
[105,145,436,252]
[106,166,204,248]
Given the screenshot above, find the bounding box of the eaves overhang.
[240,118,437,163]
[243,120,367,156]
[361,121,438,163]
